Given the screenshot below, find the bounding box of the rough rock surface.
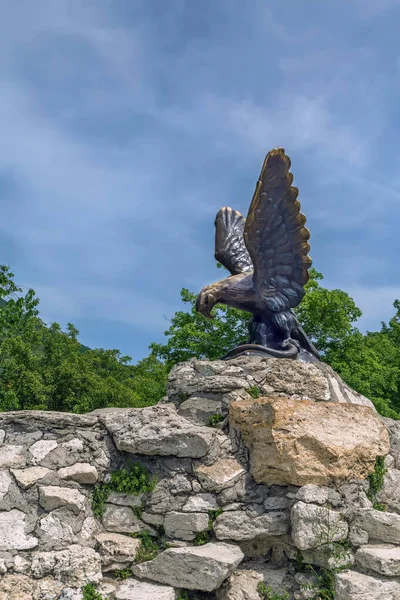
[229,396,389,486]
[132,542,244,591]
[0,356,397,600]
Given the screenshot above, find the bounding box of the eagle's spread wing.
[215,207,253,275]
[244,148,312,312]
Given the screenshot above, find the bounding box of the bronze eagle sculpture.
[196,148,320,361]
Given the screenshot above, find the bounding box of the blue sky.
[2,0,400,362]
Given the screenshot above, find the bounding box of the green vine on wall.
[367,456,387,511]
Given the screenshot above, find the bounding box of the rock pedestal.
[0,356,398,599]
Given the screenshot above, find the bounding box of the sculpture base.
[221,343,319,363]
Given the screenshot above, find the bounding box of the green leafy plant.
[135,531,169,563]
[177,592,190,600]
[194,508,223,545]
[367,456,387,509]
[81,584,104,600]
[92,463,155,518]
[113,568,132,580]
[207,413,224,427]
[248,386,261,399]
[193,530,210,546]
[257,582,289,600]
[132,503,144,519]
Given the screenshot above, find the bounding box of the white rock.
[356,544,400,576]
[0,445,25,468]
[115,579,176,600]
[58,463,98,484]
[0,430,5,445]
[102,504,150,534]
[95,532,140,568]
[39,486,86,514]
[132,542,244,591]
[29,439,58,462]
[377,468,400,513]
[164,511,209,541]
[216,565,290,600]
[31,544,102,587]
[98,404,217,458]
[183,494,219,512]
[80,517,102,540]
[354,508,400,544]
[0,558,6,574]
[194,459,246,492]
[295,485,329,505]
[335,569,400,600]
[0,470,12,500]
[37,513,76,546]
[11,466,51,489]
[62,438,84,452]
[0,509,38,550]
[13,555,30,573]
[214,509,289,541]
[291,502,348,550]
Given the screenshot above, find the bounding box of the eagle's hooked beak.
[196,289,217,319]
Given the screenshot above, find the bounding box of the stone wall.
[0,356,399,600]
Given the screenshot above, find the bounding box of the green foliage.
[177,594,190,600]
[193,530,210,546]
[248,386,261,399]
[92,464,155,518]
[208,413,224,427]
[81,584,103,600]
[257,582,289,600]
[367,456,387,510]
[135,531,169,563]
[0,265,168,413]
[113,568,132,579]
[194,508,223,545]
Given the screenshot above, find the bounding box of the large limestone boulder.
[229,397,389,486]
[132,542,244,591]
[335,569,400,600]
[98,404,220,458]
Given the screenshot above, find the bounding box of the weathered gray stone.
[114,579,176,600]
[264,496,291,511]
[377,469,400,513]
[167,356,374,407]
[214,508,289,541]
[37,513,76,548]
[0,471,12,500]
[39,486,86,514]
[164,511,209,541]
[132,542,244,591]
[0,509,38,550]
[62,438,84,453]
[11,466,52,489]
[295,485,329,505]
[291,502,348,550]
[95,532,140,569]
[13,555,31,573]
[169,473,193,494]
[102,504,152,535]
[335,569,400,600]
[58,463,98,484]
[0,445,25,468]
[107,492,144,507]
[183,493,219,512]
[194,458,246,492]
[31,544,102,586]
[29,439,58,462]
[216,564,292,600]
[354,508,400,543]
[356,544,400,576]
[179,397,225,426]
[0,430,5,445]
[99,404,217,458]
[146,479,186,514]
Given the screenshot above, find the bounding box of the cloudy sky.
[1,0,400,361]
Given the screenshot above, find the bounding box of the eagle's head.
[196,282,222,319]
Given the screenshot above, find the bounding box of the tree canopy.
[0,264,399,419]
